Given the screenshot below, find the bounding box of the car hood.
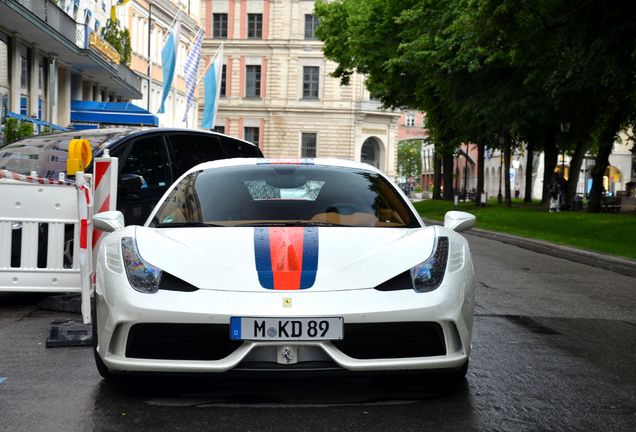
[134,226,436,292]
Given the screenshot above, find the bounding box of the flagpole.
[196,42,224,88]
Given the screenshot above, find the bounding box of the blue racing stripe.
[300,227,319,289]
[254,227,274,289]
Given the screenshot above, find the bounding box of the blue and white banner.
[182,29,203,122]
[201,44,224,129]
[157,21,180,114]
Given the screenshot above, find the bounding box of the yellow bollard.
[66,139,93,176]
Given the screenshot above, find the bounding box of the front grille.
[332,322,446,359]
[126,323,241,360]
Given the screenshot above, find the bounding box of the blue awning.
[6,112,70,131]
[70,100,159,127]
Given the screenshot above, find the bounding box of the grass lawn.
[412,198,636,260]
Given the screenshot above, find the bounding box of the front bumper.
[95,269,475,374]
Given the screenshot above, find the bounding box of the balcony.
[0,0,141,100]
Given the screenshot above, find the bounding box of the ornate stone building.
[199,0,400,177]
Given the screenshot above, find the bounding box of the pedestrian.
[549,173,562,212]
[514,182,520,199]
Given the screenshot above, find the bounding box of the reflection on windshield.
[151,165,419,228]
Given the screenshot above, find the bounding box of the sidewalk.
[422,217,636,278]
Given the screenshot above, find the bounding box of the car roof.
[1,127,259,152]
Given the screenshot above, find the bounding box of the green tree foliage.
[315,0,636,211]
[397,140,423,181]
[2,118,33,144]
[100,19,132,65]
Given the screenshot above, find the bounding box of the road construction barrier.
[91,150,118,273]
[0,146,118,325]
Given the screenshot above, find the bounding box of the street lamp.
[560,122,571,178]
[497,152,503,204]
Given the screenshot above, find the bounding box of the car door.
[114,134,172,226]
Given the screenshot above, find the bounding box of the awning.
[6,112,70,131]
[70,101,159,127]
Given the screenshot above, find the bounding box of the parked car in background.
[92,158,476,381]
[0,128,263,267]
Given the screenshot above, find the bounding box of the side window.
[168,134,226,179]
[121,136,171,189]
[221,137,263,158]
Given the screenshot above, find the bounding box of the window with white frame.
[304,15,319,40]
[301,133,317,158]
[405,114,416,127]
[247,14,263,39]
[302,66,319,99]
[213,13,228,39]
[244,127,260,146]
[246,65,261,97]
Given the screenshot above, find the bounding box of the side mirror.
[443,211,476,232]
[93,211,125,233]
[119,173,145,192]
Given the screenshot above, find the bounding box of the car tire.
[91,296,118,381]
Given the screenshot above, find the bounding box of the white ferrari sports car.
[92,158,476,380]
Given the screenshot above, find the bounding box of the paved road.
[0,233,634,432]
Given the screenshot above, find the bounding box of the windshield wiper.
[153,222,222,228]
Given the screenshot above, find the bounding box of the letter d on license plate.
[230,317,343,341]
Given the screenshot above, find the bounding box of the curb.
[424,219,636,279]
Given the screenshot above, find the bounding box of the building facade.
[0,0,142,133]
[199,0,400,177]
[112,0,201,127]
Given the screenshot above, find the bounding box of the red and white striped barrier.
[75,171,93,324]
[90,150,119,281]
[0,169,75,185]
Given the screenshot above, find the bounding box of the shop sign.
[89,32,120,64]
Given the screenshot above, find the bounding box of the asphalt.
[423,217,636,279]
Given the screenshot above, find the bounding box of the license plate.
[230,317,343,341]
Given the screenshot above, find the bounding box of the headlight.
[121,237,162,293]
[410,237,449,292]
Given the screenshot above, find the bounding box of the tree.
[397,140,423,183]
[2,118,33,144]
[100,19,132,65]
[315,0,636,211]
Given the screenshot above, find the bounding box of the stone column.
[9,37,22,113]
[57,67,71,128]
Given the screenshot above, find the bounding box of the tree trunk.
[588,114,621,213]
[442,153,454,200]
[524,139,534,203]
[563,139,587,210]
[542,130,558,205]
[503,130,512,207]
[588,140,612,212]
[476,129,485,207]
[433,153,442,200]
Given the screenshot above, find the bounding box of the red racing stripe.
[268,227,304,290]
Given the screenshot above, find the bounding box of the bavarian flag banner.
[201,44,224,129]
[158,20,180,114]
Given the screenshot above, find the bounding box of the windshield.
[0,129,134,179]
[150,164,420,228]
